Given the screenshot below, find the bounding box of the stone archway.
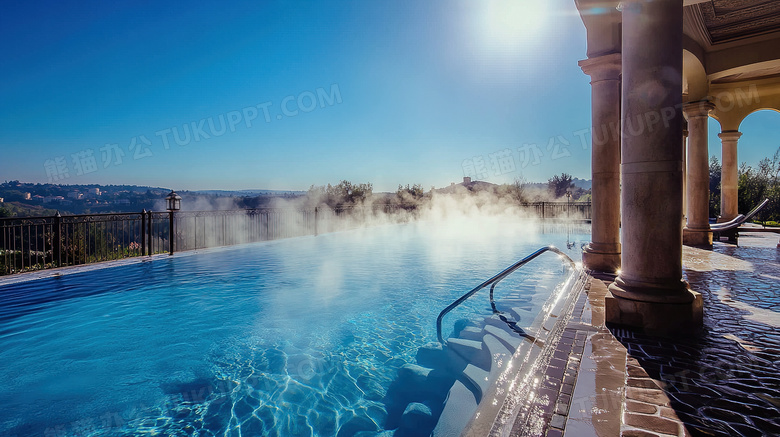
[711,93,780,221]
[575,0,780,335]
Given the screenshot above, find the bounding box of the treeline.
[710,147,780,223]
[0,203,59,218]
[303,174,591,210]
[305,181,375,208]
[2,174,592,219]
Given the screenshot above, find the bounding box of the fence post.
[141,210,147,256]
[146,211,154,256]
[314,207,319,236]
[53,212,62,266]
[542,202,546,220]
[169,211,175,255]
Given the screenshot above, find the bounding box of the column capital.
[682,100,715,119]
[718,130,742,142]
[578,52,621,82]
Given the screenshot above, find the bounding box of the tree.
[329,180,372,205]
[397,183,423,198]
[547,173,574,199]
[713,146,780,223]
[396,184,424,209]
[738,149,780,222]
[307,180,373,207]
[500,177,527,203]
[709,156,721,218]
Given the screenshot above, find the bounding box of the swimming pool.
[0,219,589,436]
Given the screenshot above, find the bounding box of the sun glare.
[481,0,549,49]
[461,0,552,73]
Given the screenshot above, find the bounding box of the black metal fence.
[0,206,395,275]
[520,202,591,219]
[0,202,590,276]
[0,212,170,275]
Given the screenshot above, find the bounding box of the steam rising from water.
[153,186,589,254]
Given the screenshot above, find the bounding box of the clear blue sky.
[1,1,778,192]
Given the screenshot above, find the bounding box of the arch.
[709,79,780,132]
[739,107,780,130]
[683,49,708,101]
[736,109,780,167]
[707,106,728,133]
[706,113,723,131]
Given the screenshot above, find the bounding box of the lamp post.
[565,190,572,218]
[165,191,181,255]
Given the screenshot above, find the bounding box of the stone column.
[606,0,702,335]
[719,131,741,222]
[579,53,622,274]
[682,121,688,228]
[682,101,714,247]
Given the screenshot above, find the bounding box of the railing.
[171,205,407,252]
[172,208,313,251]
[0,212,171,275]
[0,205,407,276]
[1,202,586,277]
[519,202,591,220]
[436,246,577,344]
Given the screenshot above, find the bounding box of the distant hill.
[0,181,309,216]
[572,178,592,190]
[434,178,499,194]
[192,189,306,197]
[0,201,59,217]
[524,178,591,190]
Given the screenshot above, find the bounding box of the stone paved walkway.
[612,231,780,436]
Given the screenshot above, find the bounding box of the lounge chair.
[712,198,770,242]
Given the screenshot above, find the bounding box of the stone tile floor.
[501,272,629,437]
[507,288,591,437]
[612,232,780,436]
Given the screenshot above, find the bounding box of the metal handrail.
[436,245,577,344]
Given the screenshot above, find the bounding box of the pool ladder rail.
[435,245,578,344]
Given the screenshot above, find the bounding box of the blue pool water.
[0,220,589,436]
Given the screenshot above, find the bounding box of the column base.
[683,227,712,247]
[605,283,703,337]
[582,243,621,274]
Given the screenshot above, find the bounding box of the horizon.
[2,0,779,192]
[1,175,593,194]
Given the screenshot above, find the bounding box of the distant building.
[84,188,101,199]
[23,193,31,200]
[0,197,4,203]
[67,192,83,200]
[42,196,66,204]
[436,177,497,195]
